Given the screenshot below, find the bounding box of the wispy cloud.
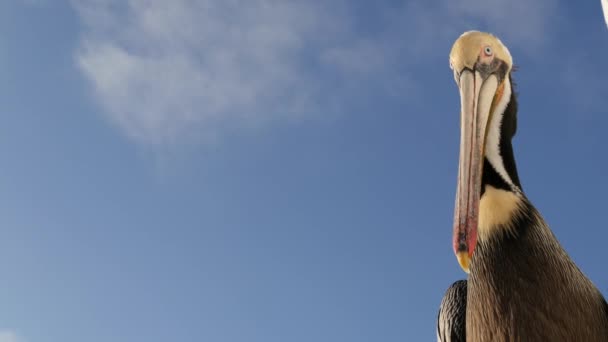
[73,0,559,146]
[0,330,24,342]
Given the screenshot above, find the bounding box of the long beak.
[453,70,499,273]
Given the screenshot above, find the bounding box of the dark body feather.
[467,200,608,341]
[437,280,467,342]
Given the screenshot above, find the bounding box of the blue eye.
[484,46,493,56]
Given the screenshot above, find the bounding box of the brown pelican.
[437,31,608,341]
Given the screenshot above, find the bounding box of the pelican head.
[449,31,515,272]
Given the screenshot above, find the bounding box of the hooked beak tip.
[456,251,471,273]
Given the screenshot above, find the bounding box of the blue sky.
[1,1,607,341]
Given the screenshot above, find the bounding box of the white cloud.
[0,330,24,342]
[73,0,559,146]
[75,1,353,144]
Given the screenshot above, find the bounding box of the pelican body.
[437,31,608,341]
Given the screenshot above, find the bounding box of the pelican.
[437,31,608,341]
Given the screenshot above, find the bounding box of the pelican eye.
[484,46,493,56]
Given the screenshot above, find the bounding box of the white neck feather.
[484,79,516,190]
